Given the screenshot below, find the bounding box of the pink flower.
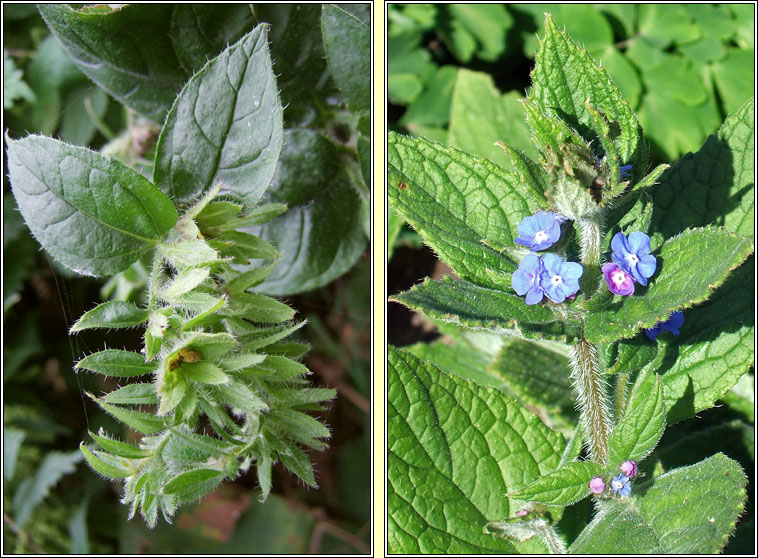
[620,460,638,478]
[589,476,605,494]
[602,262,634,296]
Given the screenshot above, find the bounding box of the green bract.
[388,13,753,554]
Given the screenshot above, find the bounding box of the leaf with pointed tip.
[76,349,154,377]
[103,383,159,405]
[70,301,149,332]
[508,461,603,506]
[154,24,283,209]
[392,276,583,343]
[570,454,747,554]
[80,444,132,479]
[321,4,369,114]
[388,131,542,290]
[388,347,563,554]
[608,370,666,466]
[180,362,230,385]
[6,135,177,277]
[89,431,151,459]
[162,469,224,502]
[584,227,753,343]
[93,398,167,434]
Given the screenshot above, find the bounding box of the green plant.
[388,14,753,554]
[6,4,369,532]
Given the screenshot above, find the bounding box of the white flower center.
[533,230,548,244]
[611,270,627,287]
[551,275,563,286]
[626,253,639,265]
[612,479,623,490]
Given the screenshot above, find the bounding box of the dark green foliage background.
[3,4,369,554]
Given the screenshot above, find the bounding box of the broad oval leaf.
[154,24,283,209]
[508,461,603,507]
[76,349,155,377]
[585,227,754,343]
[38,4,185,121]
[570,454,747,554]
[321,4,370,114]
[388,347,564,554]
[7,135,177,277]
[70,301,149,333]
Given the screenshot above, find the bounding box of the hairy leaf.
[71,302,149,333]
[508,461,603,506]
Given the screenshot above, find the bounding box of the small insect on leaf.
[398,181,407,190]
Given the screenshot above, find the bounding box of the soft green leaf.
[321,4,369,114]
[217,203,288,230]
[570,454,747,553]
[68,497,90,554]
[38,4,185,121]
[195,201,243,229]
[3,427,26,480]
[93,398,167,434]
[226,292,295,323]
[160,268,210,301]
[448,70,537,173]
[222,265,275,295]
[158,378,187,416]
[7,135,177,277]
[103,383,159,405]
[70,301,149,332]
[392,276,583,343]
[606,338,657,375]
[154,24,283,209]
[89,431,152,459]
[76,349,154,377]
[180,362,230,385]
[169,4,255,74]
[236,320,307,350]
[214,381,268,414]
[80,444,132,479]
[530,13,645,176]
[636,4,701,49]
[241,129,366,296]
[508,461,603,506]
[584,227,754,343]
[608,370,665,466]
[650,97,754,242]
[388,347,563,553]
[277,442,316,487]
[3,49,36,108]
[13,450,83,527]
[162,468,224,502]
[388,132,542,289]
[405,336,502,389]
[400,65,457,127]
[219,352,267,371]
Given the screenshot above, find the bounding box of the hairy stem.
[570,339,612,464]
[537,523,568,555]
[146,248,164,313]
[577,218,602,297]
[614,371,629,421]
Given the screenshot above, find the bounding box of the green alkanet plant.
[5,11,362,527]
[388,14,753,554]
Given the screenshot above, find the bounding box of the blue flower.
[539,253,583,303]
[645,311,685,341]
[512,254,546,305]
[619,164,633,180]
[611,474,631,497]
[611,231,657,286]
[515,211,562,251]
[601,262,635,296]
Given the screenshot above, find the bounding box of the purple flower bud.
[516,508,529,517]
[602,262,634,296]
[589,476,605,494]
[620,460,638,478]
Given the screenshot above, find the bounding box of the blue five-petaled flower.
[512,254,546,305]
[539,253,583,303]
[515,211,562,251]
[611,474,632,497]
[611,231,657,286]
[645,311,685,341]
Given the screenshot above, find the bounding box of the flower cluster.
[512,212,583,305]
[602,231,657,295]
[589,460,638,498]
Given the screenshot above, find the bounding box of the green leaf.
[77,349,153,379]
[103,383,159,405]
[154,24,283,209]
[400,65,456,127]
[530,14,645,177]
[321,4,369,114]
[608,370,665,466]
[236,320,307,350]
[89,431,152,459]
[508,461,603,506]
[180,362,230,385]
[169,4,256,74]
[70,301,149,332]
[447,70,537,173]
[226,292,295,323]
[444,4,512,62]
[92,397,167,434]
[6,135,178,277]
[654,258,754,424]
[637,4,701,49]
[68,497,90,554]
[158,377,187,416]
[80,444,132,479]
[650,97,754,242]
[38,4,185,121]
[12,450,83,527]
[392,276,583,343]
[388,347,564,553]
[570,454,747,554]
[277,442,317,487]
[606,338,657,375]
[3,427,26,480]
[160,268,210,300]
[214,381,268,414]
[584,227,754,343]
[219,352,267,371]
[162,469,224,502]
[241,129,367,296]
[405,336,503,389]
[388,132,542,289]
[3,49,35,109]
